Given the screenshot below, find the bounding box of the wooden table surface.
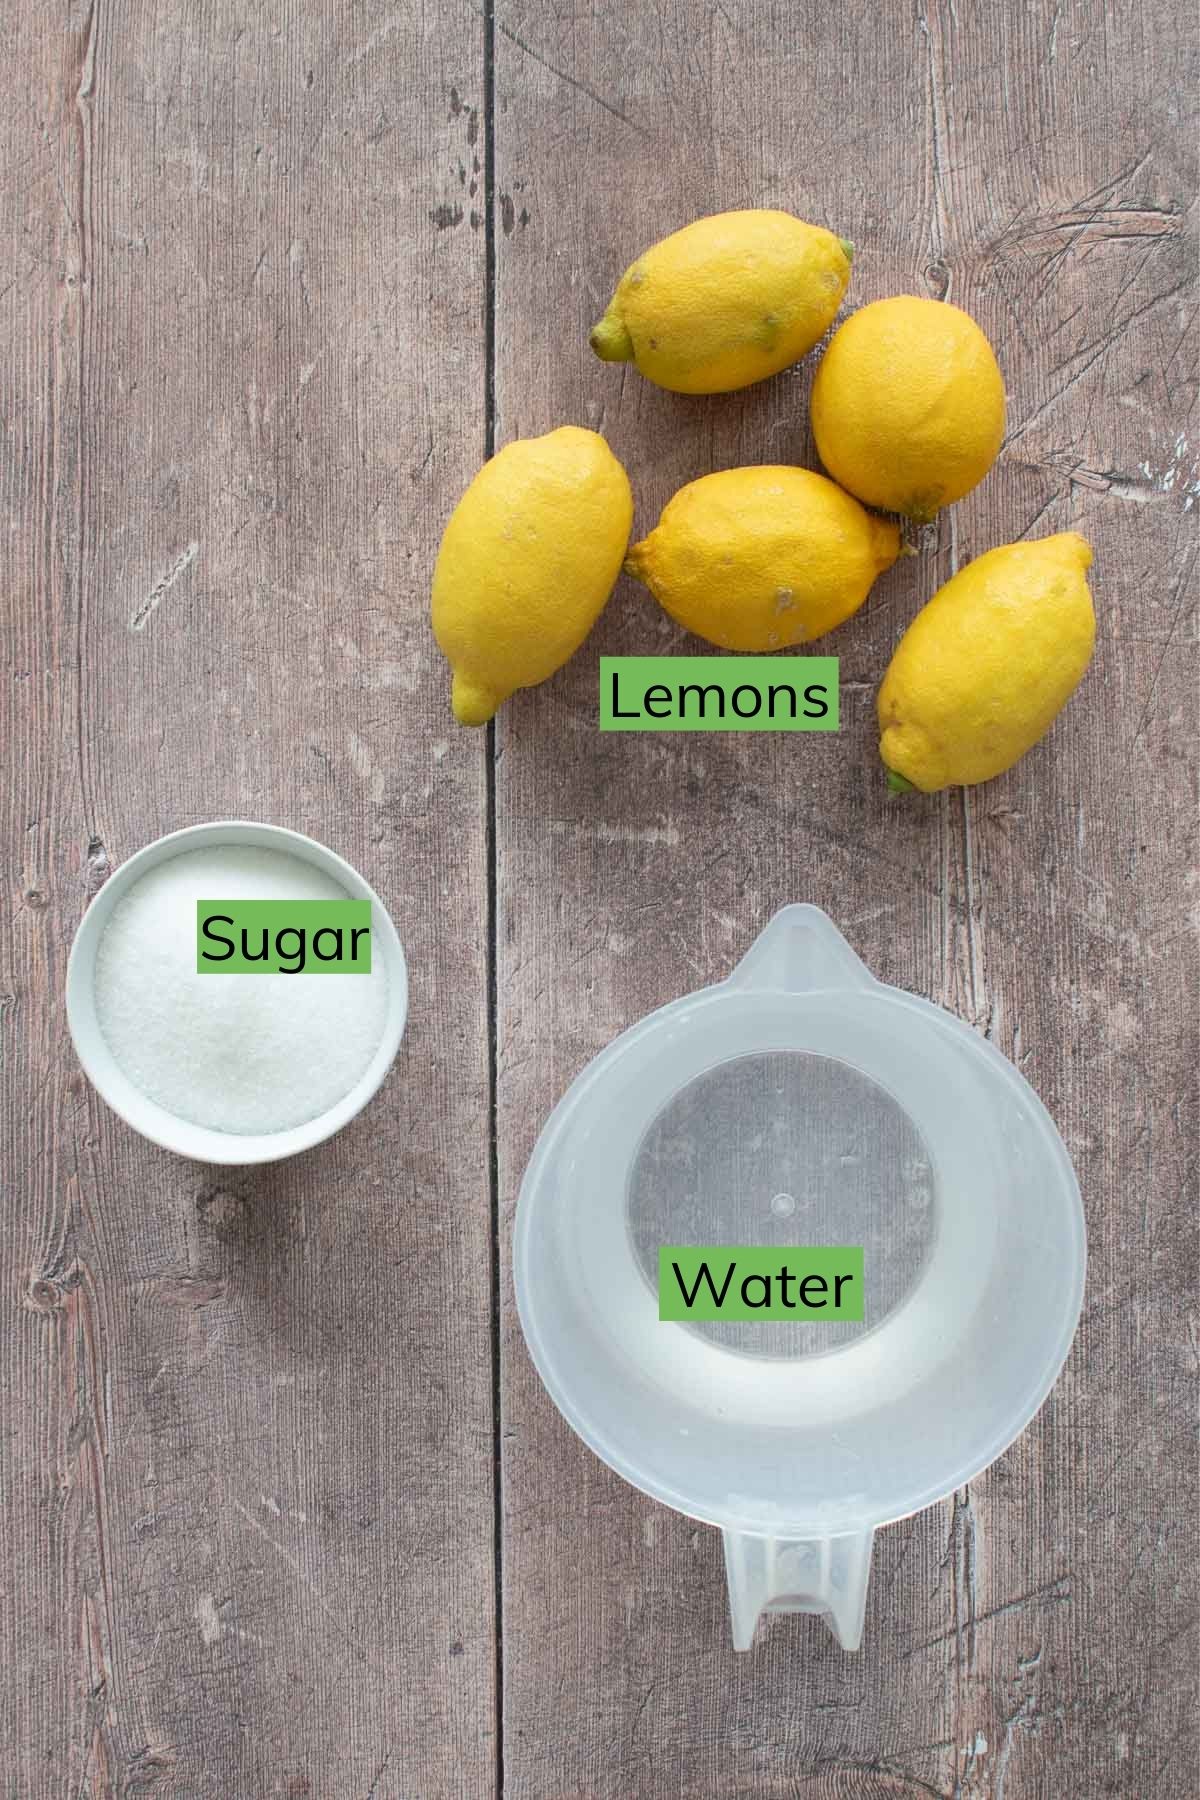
[2,2,1196,1796]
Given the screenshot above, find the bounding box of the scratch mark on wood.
[364,1749,392,1799]
[548,819,680,847]
[492,16,649,136]
[149,1273,225,1308]
[993,1650,1044,1800]
[950,1488,979,1675]
[194,1591,223,1646]
[1128,547,1196,750]
[995,204,1182,254]
[907,1575,1072,1655]
[1018,452,1198,509]
[917,0,952,277]
[231,1500,361,1653]
[344,8,408,68]
[129,541,199,631]
[1047,0,1063,60]
[629,1679,657,1749]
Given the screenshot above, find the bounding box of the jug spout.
[722,1526,875,1652]
[728,905,876,996]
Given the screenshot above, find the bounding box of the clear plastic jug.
[514,906,1085,1651]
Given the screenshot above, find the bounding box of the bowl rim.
[66,819,408,1164]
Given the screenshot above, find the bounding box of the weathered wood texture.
[1,3,494,1796]
[2,0,1197,1797]
[493,3,1197,1798]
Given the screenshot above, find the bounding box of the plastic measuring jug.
[513,905,1085,1651]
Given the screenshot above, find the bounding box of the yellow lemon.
[625,467,901,650]
[811,296,1005,522]
[432,426,633,724]
[878,533,1096,791]
[589,209,853,395]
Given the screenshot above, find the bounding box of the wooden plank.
[493,2,1197,1795]
[0,3,494,1795]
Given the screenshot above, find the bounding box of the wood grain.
[492,2,1197,1797]
[1,3,493,1795]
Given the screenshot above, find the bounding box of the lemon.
[432,426,633,724]
[589,210,854,395]
[811,296,1005,522]
[878,533,1096,791]
[625,467,901,650]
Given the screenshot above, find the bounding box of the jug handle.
[723,1525,875,1652]
[726,904,877,996]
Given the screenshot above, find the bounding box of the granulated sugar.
[94,845,389,1134]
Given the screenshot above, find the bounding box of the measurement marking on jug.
[659,1246,864,1322]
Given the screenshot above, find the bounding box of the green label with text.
[196,900,372,974]
[600,656,838,731]
[659,1247,864,1321]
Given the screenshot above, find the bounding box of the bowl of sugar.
[66,821,408,1163]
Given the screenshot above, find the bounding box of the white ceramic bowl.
[66,821,408,1163]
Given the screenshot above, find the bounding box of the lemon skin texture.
[432,426,633,725]
[625,467,901,651]
[811,296,1006,522]
[878,532,1096,791]
[589,210,854,396]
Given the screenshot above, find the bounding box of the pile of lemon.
[431,209,1095,792]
